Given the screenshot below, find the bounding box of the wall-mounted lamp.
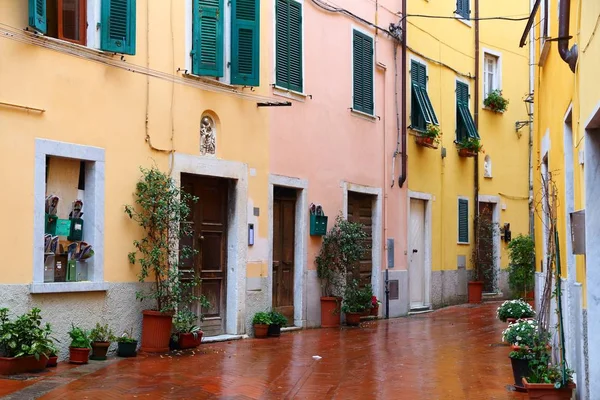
[248,223,254,246]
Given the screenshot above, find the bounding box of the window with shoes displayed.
[352,29,374,115]
[275,0,303,92]
[483,53,499,99]
[28,0,137,54]
[191,0,260,86]
[456,81,479,142]
[410,60,438,132]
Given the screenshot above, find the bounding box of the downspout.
[558,0,578,73]
[398,0,407,188]
[473,0,480,268]
[529,0,535,236]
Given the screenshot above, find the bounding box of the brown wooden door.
[478,202,495,293]
[347,192,373,288]
[181,174,228,336]
[272,187,296,325]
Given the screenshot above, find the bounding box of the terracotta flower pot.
[458,148,477,158]
[254,324,269,338]
[90,341,110,361]
[522,378,575,399]
[525,290,534,300]
[69,347,90,364]
[468,281,484,303]
[320,297,341,328]
[47,355,58,367]
[370,305,379,317]
[0,355,49,375]
[415,136,438,149]
[178,332,203,349]
[507,318,517,324]
[140,310,173,353]
[345,312,362,326]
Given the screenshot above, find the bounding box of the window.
[275,0,303,92]
[456,0,470,19]
[456,81,479,142]
[410,60,438,131]
[352,30,374,115]
[540,0,549,40]
[191,0,260,86]
[458,198,469,244]
[29,0,137,55]
[483,53,499,99]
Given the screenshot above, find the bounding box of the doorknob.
[412,249,418,253]
[198,235,204,241]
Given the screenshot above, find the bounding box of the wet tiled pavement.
[1,302,526,399]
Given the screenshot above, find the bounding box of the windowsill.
[457,241,470,245]
[183,73,237,90]
[350,108,377,121]
[408,126,427,135]
[30,282,108,294]
[273,86,307,102]
[454,14,472,27]
[24,29,111,58]
[482,106,505,114]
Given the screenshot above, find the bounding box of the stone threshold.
[201,334,248,344]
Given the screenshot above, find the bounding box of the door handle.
[198,235,204,241]
[412,249,418,253]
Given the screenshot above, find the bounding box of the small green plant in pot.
[171,304,209,350]
[507,234,535,299]
[341,280,373,326]
[268,311,288,337]
[117,329,138,358]
[483,89,509,113]
[89,323,116,361]
[68,325,91,364]
[496,300,535,323]
[416,124,442,149]
[252,312,272,339]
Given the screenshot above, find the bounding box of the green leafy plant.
[509,345,536,361]
[420,124,442,145]
[68,325,91,349]
[341,280,374,314]
[316,215,368,297]
[252,312,272,326]
[116,329,137,344]
[89,323,116,343]
[527,331,573,387]
[484,89,509,113]
[496,300,535,322]
[0,308,55,360]
[457,136,483,153]
[507,234,535,298]
[502,319,538,348]
[269,311,288,327]
[470,214,499,287]
[172,306,209,335]
[125,167,204,313]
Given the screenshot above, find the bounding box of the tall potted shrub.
[125,167,202,353]
[315,215,367,328]
[507,234,535,299]
[469,214,498,303]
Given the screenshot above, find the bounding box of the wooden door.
[478,202,495,293]
[272,187,296,325]
[181,174,228,336]
[409,198,426,309]
[347,192,373,287]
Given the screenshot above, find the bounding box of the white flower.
[516,336,522,341]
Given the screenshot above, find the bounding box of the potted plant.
[172,306,209,350]
[117,330,138,358]
[68,325,91,364]
[496,300,535,323]
[125,167,203,353]
[341,280,373,326]
[268,311,288,337]
[468,215,498,302]
[47,346,59,368]
[456,137,483,157]
[316,215,367,328]
[415,124,441,149]
[0,308,54,375]
[252,312,272,338]
[509,345,534,391]
[502,319,537,348]
[370,296,381,317]
[89,323,116,361]
[508,235,535,300]
[483,89,509,113]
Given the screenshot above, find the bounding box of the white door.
[409,198,426,309]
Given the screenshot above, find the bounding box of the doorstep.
[482,292,504,301]
[281,326,302,333]
[409,307,433,316]
[201,334,248,344]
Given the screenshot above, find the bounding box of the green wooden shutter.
[458,199,469,243]
[100,0,137,55]
[231,0,260,86]
[457,0,469,18]
[275,0,302,92]
[192,0,224,77]
[28,0,47,34]
[456,82,468,141]
[353,30,373,115]
[288,1,303,92]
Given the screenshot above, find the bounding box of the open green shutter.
[353,31,373,115]
[28,0,47,34]
[100,0,137,55]
[231,0,259,86]
[458,199,469,243]
[192,0,224,77]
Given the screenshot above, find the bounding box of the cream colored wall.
[0,0,270,284]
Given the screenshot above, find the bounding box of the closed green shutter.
[457,0,469,18]
[456,81,479,141]
[100,0,137,55]
[192,0,224,77]
[231,0,260,86]
[28,0,47,34]
[275,0,303,92]
[458,199,469,243]
[353,30,374,115]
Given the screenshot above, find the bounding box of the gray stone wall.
[244,277,270,336]
[431,269,468,308]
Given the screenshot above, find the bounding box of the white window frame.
[350,25,376,119]
[457,196,470,245]
[31,139,106,294]
[482,48,502,102]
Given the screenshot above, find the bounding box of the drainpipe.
[398,0,407,188]
[558,0,578,73]
[473,0,480,266]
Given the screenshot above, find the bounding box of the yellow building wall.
[0,0,270,284]
[407,1,530,279]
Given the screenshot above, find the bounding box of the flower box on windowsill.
[415,135,439,149]
[458,148,478,158]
